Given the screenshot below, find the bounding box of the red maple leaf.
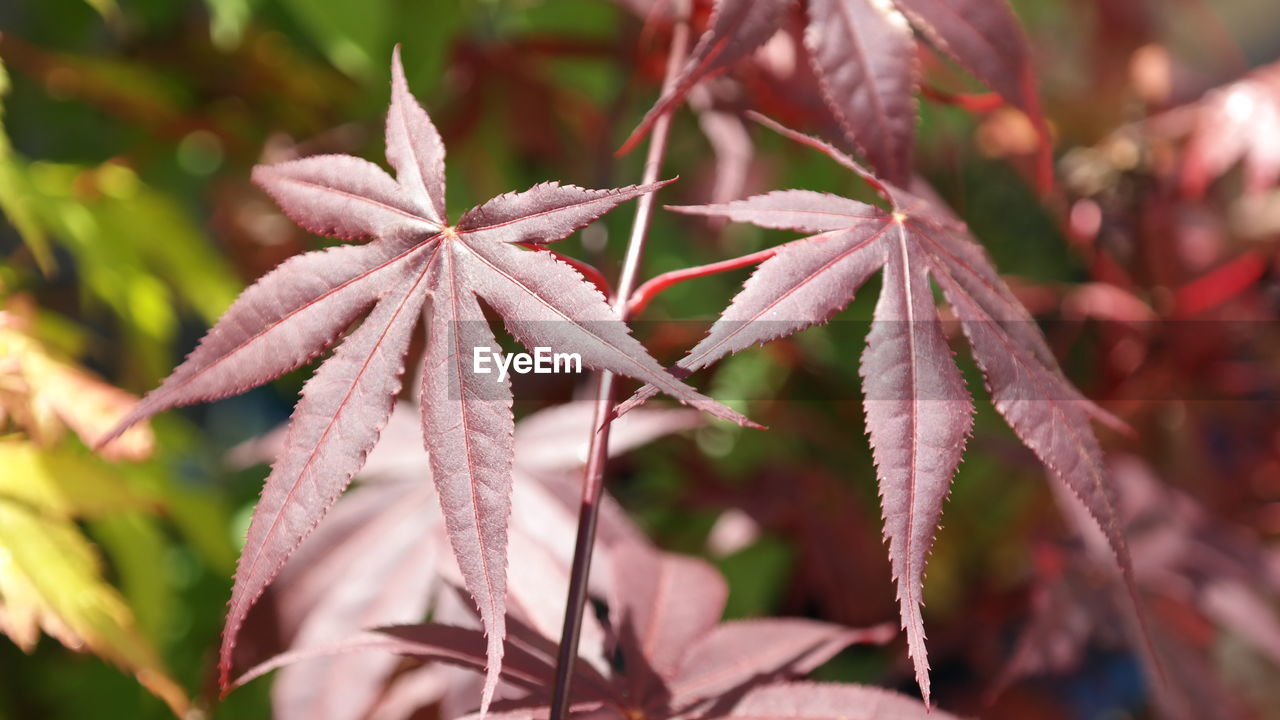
[619,115,1136,704]
[620,0,1052,187]
[102,47,751,708]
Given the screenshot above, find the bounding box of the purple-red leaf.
[421,244,516,710]
[460,238,754,427]
[626,0,1054,187]
[927,256,1134,597]
[610,542,728,699]
[234,624,556,695]
[669,620,894,705]
[387,45,448,225]
[268,480,442,720]
[672,190,884,232]
[891,0,1052,185]
[252,156,435,240]
[457,181,670,246]
[892,0,1034,113]
[620,0,791,154]
[616,222,886,418]
[805,0,917,183]
[236,397,672,720]
[105,48,748,705]
[513,402,701,474]
[626,118,1134,704]
[292,543,925,720]
[706,682,958,720]
[860,228,972,704]
[221,262,430,688]
[103,242,414,445]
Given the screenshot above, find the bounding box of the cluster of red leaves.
[104,46,753,710]
[620,115,1135,702]
[226,401,688,719]
[100,0,1190,716]
[996,29,1280,717]
[618,0,1052,189]
[238,534,930,720]
[999,455,1280,720]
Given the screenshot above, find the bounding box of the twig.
[627,246,777,316]
[547,7,691,719]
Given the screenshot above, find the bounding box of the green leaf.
[0,499,189,716]
[89,513,174,645]
[0,441,155,518]
[17,161,240,384]
[81,0,121,20]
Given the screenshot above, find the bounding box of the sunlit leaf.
[0,309,155,459]
[13,161,240,383]
[0,499,188,716]
[0,441,154,517]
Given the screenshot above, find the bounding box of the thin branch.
[920,85,1004,113]
[627,246,777,316]
[547,7,692,719]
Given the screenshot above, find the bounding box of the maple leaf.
[619,115,1134,704]
[101,46,752,708]
[235,541,907,720]
[621,0,1051,187]
[0,298,154,461]
[0,492,190,717]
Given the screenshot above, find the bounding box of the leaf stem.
[627,246,778,316]
[919,85,1004,113]
[547,8,691,719]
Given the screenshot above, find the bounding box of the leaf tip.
[92,410,144,454]
[617,120,652,157]
[478,640,504,718]
[390,43,409,93]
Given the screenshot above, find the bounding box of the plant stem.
[547,9,691,719]
[627,247,778,316]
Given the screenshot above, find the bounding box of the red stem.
[547,7,691,719]
[1173,251,1268,318]
[920,85,1005,113]
[627,246,777,316]
[746,111,892,201]
[519,243,614,298]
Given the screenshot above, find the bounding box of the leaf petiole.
[627,246,778,317]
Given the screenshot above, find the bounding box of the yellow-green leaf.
[0,499,189,716]
[0,440,155,518]
[0,318,156,459]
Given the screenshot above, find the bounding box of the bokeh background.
[2,1,1280,718]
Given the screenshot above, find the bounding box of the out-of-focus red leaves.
[1173,250,1269,317]
[1175,61,1280,198]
